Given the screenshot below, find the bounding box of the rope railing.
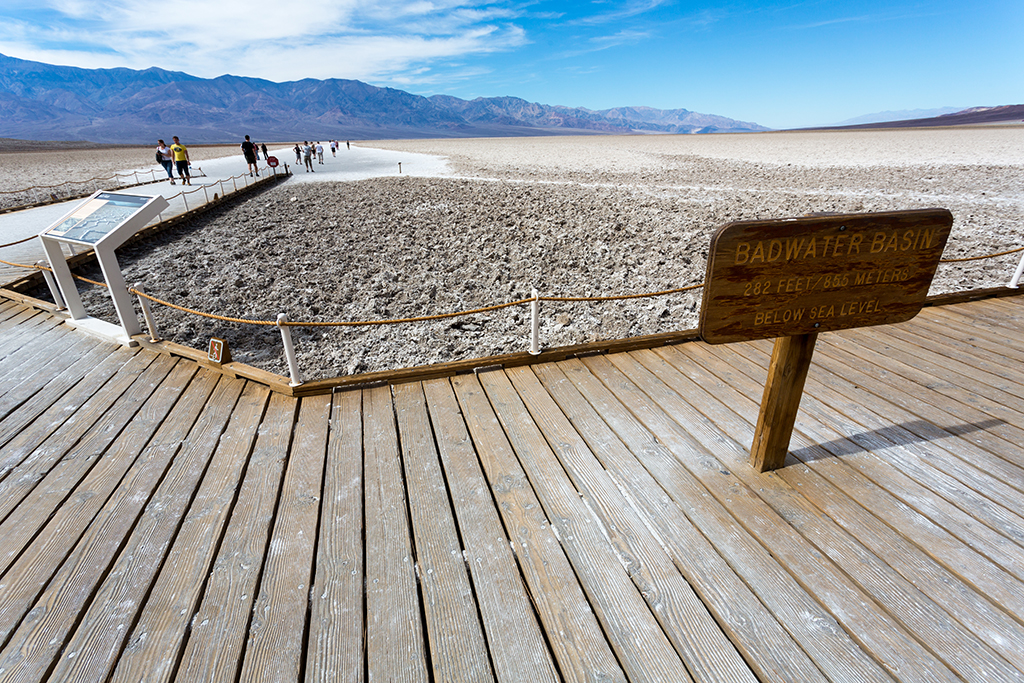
[939,244,1024,263]
[0,165,216,214]
[2,201,1021,385]
[0,164,279,256]
[0,166,207,196]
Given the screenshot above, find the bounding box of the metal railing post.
[277,313,303,386]
[1010,252,1024,288]
[530,288,541,355]
[134,283,161,342]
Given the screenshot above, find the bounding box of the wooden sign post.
[699,209,953,472]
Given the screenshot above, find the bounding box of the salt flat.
[8,127,1023,380]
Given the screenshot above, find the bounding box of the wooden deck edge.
[3,285,1022,397]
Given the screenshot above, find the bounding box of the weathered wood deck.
[0,293,1022,682]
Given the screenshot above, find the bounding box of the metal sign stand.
[38,191,169,347]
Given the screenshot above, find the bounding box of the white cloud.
[1,0,529,83]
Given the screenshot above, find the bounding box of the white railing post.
[1010,252,1024,288]
[277,313,303,386]
[203,186,210,203]
[530,288,541,355]
[37,261,65,310]
[182,191,189,211]
[134,283,161,342]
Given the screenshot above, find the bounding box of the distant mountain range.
[817,104,1024,130]
[0,53,769,144]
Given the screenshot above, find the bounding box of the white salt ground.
[6,127,1023,380]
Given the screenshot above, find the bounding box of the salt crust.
[19,128,1024,379]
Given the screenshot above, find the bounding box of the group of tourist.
[156,135,352,183]
[155,136,192,185]
[292,140,349,172]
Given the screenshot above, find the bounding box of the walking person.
[170,136,191,185]
[261,142,269,160]
[294,143,301,164]
[241,135,259,176]
[316,142,324,164]
[156,139,175,184]
[302,141,314,172]
[330,140,337,157]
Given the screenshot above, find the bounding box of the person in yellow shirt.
[170,136,191,185]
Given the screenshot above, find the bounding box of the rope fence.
[0,165,217,214]
[2,197,1021,385]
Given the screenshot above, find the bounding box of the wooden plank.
[531,360,829,683]
[811,327,1024,473]
[812,327,1024,448]
[651,342,1024,681]
[0,305,47,338]
[0,361,202,582]
[882,316,1024,391]
[291,328,701,397]
[0,312,61,360]
[741,337,1024,544]
[0,299,21,322]
[920,300,1024,343]
[722,340,1024,603]
[914,307,1024,365]
[237,394,331,683]
[452,374,651,683]
[490,367,752,683]
[0,326,81,405]
[0,346,141,468]
[392,381,495,683]
[0,366,216,677]
[177,393,299,683]
[0,352,175,534]
[587,351,961,682]
[0,339,116,448]
[65,382,269,683]
[357,385,428,683]
[802,326,1024,493]
[421,378,560,683]
[553,356,894,683]
[306,389,364,683]
[709,333,1024,590]
[0,332,103,419]
[852,324,1024,404]
[0,374,244,681]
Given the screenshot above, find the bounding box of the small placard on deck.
[699,209,953,344]
[208,337,231,365]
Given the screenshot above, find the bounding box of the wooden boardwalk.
[0,293,1023,682]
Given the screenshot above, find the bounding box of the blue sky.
[0,0,1020,129]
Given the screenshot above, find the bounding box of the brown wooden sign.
[699,209,954,345]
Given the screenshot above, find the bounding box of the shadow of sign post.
[699,208,954,472]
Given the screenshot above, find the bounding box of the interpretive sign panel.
[699,209,954,345]
[39,190,169,346]
[44,192,153,245]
